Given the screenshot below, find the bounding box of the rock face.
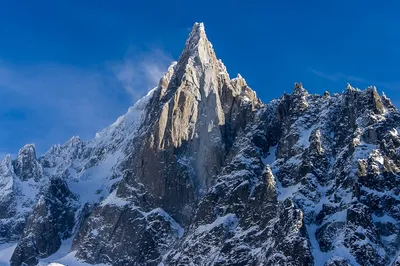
[0,22,400,266]
[10,178,77,266]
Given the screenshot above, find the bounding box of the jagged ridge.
[0,23,399,266]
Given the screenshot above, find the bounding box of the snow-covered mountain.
[1,22,400,266]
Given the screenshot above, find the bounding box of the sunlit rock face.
[1,23,400,266]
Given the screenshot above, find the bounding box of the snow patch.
[38,251,109,266]
[277,181,301,201]
[296,126,315,149]
[68,150,123,208]
[372,214,398,224]
[306,224,360,266]
[141,208,184,238]
[100,189,129,207]
[389,128,398,137]
[0,244,16,266]
[95,87,155,141]
[261,145,277,165]
[196,214,238,234]
[370,149,384,165]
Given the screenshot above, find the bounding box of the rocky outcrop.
[10,178,77,266]
[0,155,16,220]
[13,144,42,182]
[268,84,400,266]
[0,146,48,246]
[165,134,313,265]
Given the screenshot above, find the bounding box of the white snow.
[322,210,347,226]
[361,186,400,201]
[0,156,14,202]
[141,208,184,238]
[261,145,277,165]
[370,149,384,165]
[372,214,398,224]
[389,128,398,137]
[243,96,251,102]
[95,87,156,142]
[0,241,111,266]
[260,144,301,201]
[0,244,16,266]
[352,142,377,161]
[276,181,301,201]
[0,87,158,266]
[38,251,109,266]
[306,224,361,266]
[285,156,302,166]
[99,187,128,207]
[196,214,238,234]
[296,127,314,148]
[66,149,124,211]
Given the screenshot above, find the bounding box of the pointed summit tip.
[19,144,36,156]
[231,73,245,82]
[294,82,303,89]
[176,22,217,65]
[346,83,355,91]
[188,22,207,39]
[192,22,205,32]
[183,22,209,52]
[189,22,206,39]
[292,82,308,95]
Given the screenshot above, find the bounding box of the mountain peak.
[178,22,214,63]
[192,22,205,34]
[186,22,207,47]
[17,144,37,159]
[14,143,42,182]
[292,82,308,96]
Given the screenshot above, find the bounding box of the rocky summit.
[0,22,400,266]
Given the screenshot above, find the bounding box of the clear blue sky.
[0,0,399,156]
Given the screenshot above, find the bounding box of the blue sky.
[0,0,399,156]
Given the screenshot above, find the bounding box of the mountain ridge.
[0,22,400,266]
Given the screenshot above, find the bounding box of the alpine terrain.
[1,23,400,266]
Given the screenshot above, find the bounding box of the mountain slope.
[0,23,400,266]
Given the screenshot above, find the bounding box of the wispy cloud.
[111,49,172,101]
[308,68,366,83]
[309,68,400,91]
[0,48,173,155]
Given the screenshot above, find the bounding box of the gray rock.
[10,178,77,266]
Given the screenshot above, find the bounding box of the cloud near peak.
[111,48,173,101]
[0,48,173,155]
